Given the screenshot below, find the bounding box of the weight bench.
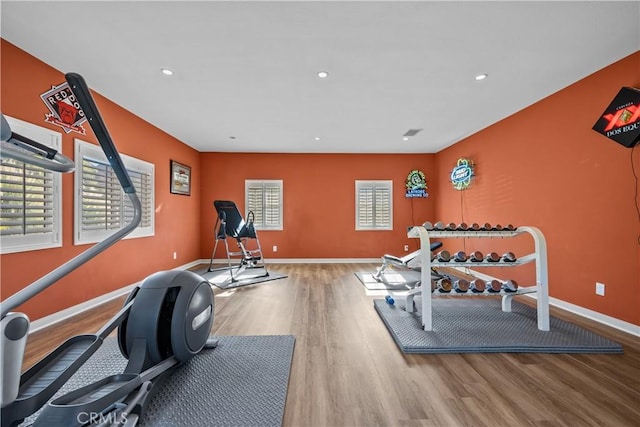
[207,200,268,282]
[373,242,443,288]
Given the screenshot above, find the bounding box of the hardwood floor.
[21,263,640,426]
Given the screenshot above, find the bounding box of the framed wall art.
[170,160,191,196]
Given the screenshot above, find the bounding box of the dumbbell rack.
[405,225,549,331]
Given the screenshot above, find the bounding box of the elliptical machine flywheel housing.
[118,270,214,369]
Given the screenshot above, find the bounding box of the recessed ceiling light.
[314,137,321,141]
[475,73,488,81]
[161,68,174,76]
[317,71,329,79]
[403,137,409,141]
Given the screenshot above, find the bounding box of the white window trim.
[355,180,393,231]
[0,116,62,254]
[74,139,155,245]
[245,179,283,231]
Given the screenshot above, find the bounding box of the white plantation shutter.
[355,180,392,230]
[374,185,391,226]
[245,180,283,230]
[80,159,122,231]
[1,160,54,235]
[246,184,264,225]
[357,185,374,228]
[124,169,153,227]
[75,139,154,244]
[263,182,282,228]
[0,117,62,254]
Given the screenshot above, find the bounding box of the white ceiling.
[2,1,639,153]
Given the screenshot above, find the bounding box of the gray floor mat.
[20,335,295,426]
[374,297,623,354]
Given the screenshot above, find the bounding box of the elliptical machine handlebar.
[0,73,142,317]
[1,114,75,173]
[65,73,136,194]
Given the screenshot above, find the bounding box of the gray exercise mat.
[20,335,295,426]
[374,297,623,354]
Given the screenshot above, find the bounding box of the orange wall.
[1,40,202,320]
[199,153,437,259]
[2,39,638,328]
[434,52,640,325]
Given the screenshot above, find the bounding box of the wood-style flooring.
[21,263,640,427]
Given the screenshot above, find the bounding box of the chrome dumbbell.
[433,250,451,262]
[453,251,468,262]
[486,279,502,293]
[424,221,446,230]
[469,250,484,262]
[453,279,470,293]
[470,279,486,293]
[502,279,519,292]
[485,252,500,262]
[436,278,452,293]
[502,252,517,262]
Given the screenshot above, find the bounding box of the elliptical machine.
[1,73,217,426]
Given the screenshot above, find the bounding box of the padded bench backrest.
[214,200,248,239]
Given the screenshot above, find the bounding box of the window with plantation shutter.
[355,180,393,230]
[74,139,154,245]
[245,180,283,230]
[0,117,62,254]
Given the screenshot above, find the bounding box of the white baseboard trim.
[29,285,136,333]
[203,258,380,264]
[29,260,203,333]
[451,267,640,338]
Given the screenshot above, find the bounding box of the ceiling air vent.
[403,129,423,137]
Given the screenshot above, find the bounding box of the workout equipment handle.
[9,132,58,159]
[65,73,135,194]
[1,114,75,173]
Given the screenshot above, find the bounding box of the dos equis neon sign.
[592,87,640,148]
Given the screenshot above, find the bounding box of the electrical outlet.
[404,245,409,252]
[595,282,605,296]
[273,245,278,252]
[173,252,177,260]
